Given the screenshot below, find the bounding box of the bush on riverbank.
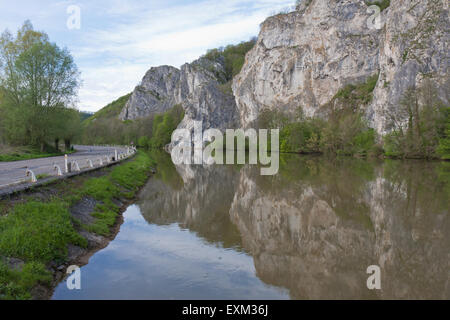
[0,151,152,299]
[256,77,448,160]
[383,80,449,159]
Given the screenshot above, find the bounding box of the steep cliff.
[119,57,239,131]
[233,0,449,134]
[119,0,448,136]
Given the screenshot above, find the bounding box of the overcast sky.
[0,0,295,112]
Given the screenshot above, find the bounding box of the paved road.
[0,145,129,188]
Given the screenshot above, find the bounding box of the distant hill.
[83,93,132,125]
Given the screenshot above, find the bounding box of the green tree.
[437,108,450,160]
[0,21,80,150]
[150,104,184,149]
[384,79,447,159]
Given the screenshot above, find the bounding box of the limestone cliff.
[233,0,449,134]
[120,0,448,135]
[119,57,239,131]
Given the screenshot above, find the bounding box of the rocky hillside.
[234,0,449,134]
[119,57,239,132]
[119,0,448,136]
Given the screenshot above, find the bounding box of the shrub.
[384,81,448,159]
[204,39,256,82]
[0,261,51,300]
[150,104,184,149]
[138,136,150,149]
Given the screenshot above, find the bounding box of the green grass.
[83,93,131,126]
[0,151,66,162]
[36,174,51,180]
[0,202,87,263]
[76,152,152,235]
[0,144,76,162]
[0,261,52,300]
[366,0,390,11]
[0,151,152,299]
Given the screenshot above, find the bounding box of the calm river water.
[53,152,449,299]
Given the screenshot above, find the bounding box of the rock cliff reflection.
[139,152,449,299]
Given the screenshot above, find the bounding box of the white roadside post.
[54,163,63,176]
[72,161,81,172]
[99,158,103,166]
[87,159,94,168]
[65,154,69,173]
[115,149,118,161]
[26,168,37,183]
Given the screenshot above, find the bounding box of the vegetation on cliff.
[203,39,256,83]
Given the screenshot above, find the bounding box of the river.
[52,152,450,300]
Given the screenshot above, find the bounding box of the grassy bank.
[0,151,152,299]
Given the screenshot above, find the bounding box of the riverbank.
[0,151,154,300]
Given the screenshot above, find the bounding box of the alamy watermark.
[367,4,384,30]
[67,5,81,30]
[366,265,381,290]
[66,265,81,290]
[171,121,280,176]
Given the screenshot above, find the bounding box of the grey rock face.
[233,0,449,134]
[120,57,239,133]
[120,66,181,120]
[120,0,447,136]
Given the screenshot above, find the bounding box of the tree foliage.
[384,79,448,159]
[203,39,256,82]
[0,21,80,150]
[149,104,184,149]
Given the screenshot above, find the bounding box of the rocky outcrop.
[233,0,449,134]
[120,57,239,131]
[119,0,448,136]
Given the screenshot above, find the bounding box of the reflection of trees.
[149,150,184,190]
[138,151,243,249]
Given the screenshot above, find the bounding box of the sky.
[0,0,295,113]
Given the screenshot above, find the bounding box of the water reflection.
[52,151,449,300]
[140,152,449,299]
